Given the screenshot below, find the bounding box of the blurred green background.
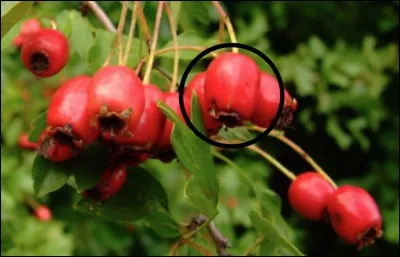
[1,1,398,256]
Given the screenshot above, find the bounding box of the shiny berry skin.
[251,72,298,129]
[40,76,98,162]
[288,172,335,221]
[87,65,145,141]
[327,185,383,249]
[110,84,165,150]
[13,18,42,48]
[204,52,261,127]
[18,133,38,150]
[185,72,222,135]
[21,28,69,77]
[35,205,52,221]
[84,164,127,201]
[156,92,191,149]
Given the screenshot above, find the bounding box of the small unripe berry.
[35,205,52,221]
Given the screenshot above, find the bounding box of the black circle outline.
[178,42,285,149]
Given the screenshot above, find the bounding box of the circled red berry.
[204,52,261,127]
[185,72,222,135]
[40,75,98,162]
[87,65,145,141]
[251,72,298,129]
[35,205,52,221]
[327,185,383,249]
[288,172,335,221]
[21,28,69,77]
[18,132,39,150]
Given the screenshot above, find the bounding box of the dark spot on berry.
[30,51,49,73]
[275,106,294,130]
[98,114,126,135]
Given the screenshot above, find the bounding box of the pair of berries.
[184,52,297,135]
[288,172,382,249]
[14,18,69,77]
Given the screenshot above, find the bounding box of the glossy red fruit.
[251,72,298,129]
[288,172,335,221]
[13,18,42,48]
[156,92,191,149]
[327,185,383,249]
[40,76,98,162]
[185,72,222,135]
[21,28,69,77]
[18,133,39,150]
[84,164,127,201]
[204,52,261,127]
[35,205,52,221]
[110,84,165,150]
[87,65,145,141]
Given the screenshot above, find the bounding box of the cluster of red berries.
[13,18,69,77]
[288,172,383,249]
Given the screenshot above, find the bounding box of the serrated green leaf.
[55,10,72,38]
[28,112,47,142]
[158,97,219,218]
[68,10,95,60]
[1,1,33,38]
[32,155,71,197]
[74,166,169,222]
[250,211,304,256]
[146,209,182,239]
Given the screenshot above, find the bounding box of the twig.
[242,235,264,256]
[169,240,181,256]
[207,222,231,256]
[117,1,129,64]
[123,1,139,65]
[135,45,218,74]
[182,239,214,256]
[143,1,164,85]
[217,17,225,44]
[85,1,117,32]
[137,2,152,48]
[211,1,238,53]
[164,2,179,92]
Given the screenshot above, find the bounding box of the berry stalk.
[123,1,139,65]
[85,1,116,33]
[211,1,238,53]
[164,2,179,92]
[142,1,164,85]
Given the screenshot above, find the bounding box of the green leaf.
[158,96,219,218]
[146,209,182,239]
[74,166,169,222]
[1,1,33,38]
[250,211,304,256]
[32,155,71,197]
[218,126,254,141]
[68,143,109,192]
[55,10,73,38]
[180,2,210,25]
[28,112,47,142]
[1,19,21,51]
[67,10,95,60]
[1,221,15,253]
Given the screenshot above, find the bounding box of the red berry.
[110,84,166,150]
[327,185,383,249]
[251,72,298,129]
[40,76,98,162]
[288,172,335,221]
[18,133,39,150]
[156,92,191,150]
[35,205,52,221]
[13,18,42,48]
[185,72,222,135]
[84,164,127,201]
[13,34,24,48]
[21,28,69,77]
[87,65,145,141]
[204,52,261,127]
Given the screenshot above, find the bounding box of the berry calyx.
[111,84,166,151]
[288,172,335,221]
[34,205,52,221]
[185,72,222,135]
[83,164,127,201]
[204,52,261,127]
[326,185,383,249]
[21,28,69,77]
[87,65,145,141]
[18,133,39,150]
[155,92,191,152]
[251,72,298,129]
[40,76,98,162]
